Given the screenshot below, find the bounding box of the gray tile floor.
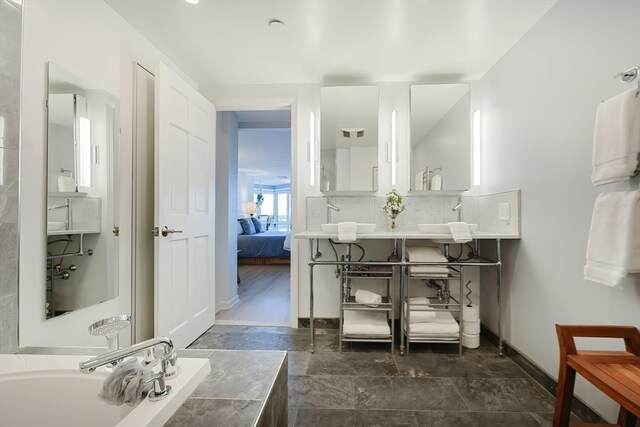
[187,325,568,427]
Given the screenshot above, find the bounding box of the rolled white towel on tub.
[354,289,382,307]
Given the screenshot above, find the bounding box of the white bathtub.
[0,354,210,427]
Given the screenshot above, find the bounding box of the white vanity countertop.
[294,230,520,240]
[47,229,101,236]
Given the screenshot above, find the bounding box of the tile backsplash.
[307,195,461,231]
[305,189,520,236]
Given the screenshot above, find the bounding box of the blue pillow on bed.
[251,217,264,233]
[238,218,256,235]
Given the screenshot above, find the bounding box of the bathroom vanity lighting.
[473,109,481,186]
[309,111,315,187]
[390,109,397,186]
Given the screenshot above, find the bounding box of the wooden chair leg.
[617,407,637,427]
[553,364,576,427]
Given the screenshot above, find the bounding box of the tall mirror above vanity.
[46,63,120,318]
[410,84,470,192]
[320,85,379,192]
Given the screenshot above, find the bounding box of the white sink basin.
[47,221,66,231]
[418,223,478,234]
[321,223,376,234]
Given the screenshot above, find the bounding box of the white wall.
[471,0,640,421]
[215,112,239,312]
[20,0,197,347]
[237,171,254,217]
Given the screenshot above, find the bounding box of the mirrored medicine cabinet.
[409,83,471,192]
[320,85,379,193]
[46,63,120,318]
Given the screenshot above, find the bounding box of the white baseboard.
[215,295,240,314]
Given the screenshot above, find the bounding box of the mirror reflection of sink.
[417,223,478,234]
[321,223,376,234]
[47,221,66,231]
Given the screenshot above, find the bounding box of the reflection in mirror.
[410,84,470,192]
[320,86,379,192]
[46,63,119,319]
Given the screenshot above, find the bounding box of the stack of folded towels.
[342,289,390,336]
[404,297,460,339]
[406,246,450,277]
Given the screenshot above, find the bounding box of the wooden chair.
[554,325,640,427]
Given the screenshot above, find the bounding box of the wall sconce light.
[77,117,92,188]
[473,109,481,186]
[390,110,397,186]
[309,111,315,187]
[246,202,257,216]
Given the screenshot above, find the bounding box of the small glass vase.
[389,217,397,231]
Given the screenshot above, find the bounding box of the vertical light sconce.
[78,117,92,188]
[473,109,481,186]
[309,111,315,187]
[390,110,397,187]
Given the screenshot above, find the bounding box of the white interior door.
[154,62,216,348]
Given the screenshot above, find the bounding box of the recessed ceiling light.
[268,19,285,29]
[185,0,199,4]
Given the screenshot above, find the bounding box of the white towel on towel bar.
[584,190,640,287]
[337,222,357,242]
[591,88,640,186]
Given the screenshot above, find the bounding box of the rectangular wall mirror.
[320,85,379,192]
[46,63,120,318]
[410,83,470,192]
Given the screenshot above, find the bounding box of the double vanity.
[295,222,519,356]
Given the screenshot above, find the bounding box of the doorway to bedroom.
[215,109,292,326]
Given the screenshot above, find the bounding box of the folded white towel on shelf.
[447,222,472,243]
[406,246,450,276]
[355,289,382,307]
[584,190,640,287]
[343,310,390,336]
[405,310,460,338]
[404,299,436,323]
[337,222,357,242]
[591,88,640,186]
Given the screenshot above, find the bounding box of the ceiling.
[105,0,556,86]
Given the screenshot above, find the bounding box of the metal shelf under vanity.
[403,269,464,355]
[339,263,395,353]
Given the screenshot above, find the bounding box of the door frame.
[216,99,299,328]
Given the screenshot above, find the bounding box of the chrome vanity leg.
[459,266,464,356]
[399,263,405,356]
[496,239,503,356]
[309,240,315,354]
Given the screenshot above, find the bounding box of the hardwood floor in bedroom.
[216,265,290,325]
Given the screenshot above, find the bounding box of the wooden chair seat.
[554,325,640,427]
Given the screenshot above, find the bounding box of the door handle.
[161,226,183,237]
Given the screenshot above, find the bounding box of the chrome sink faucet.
[452,197,463,222]
[326,197,340,224]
